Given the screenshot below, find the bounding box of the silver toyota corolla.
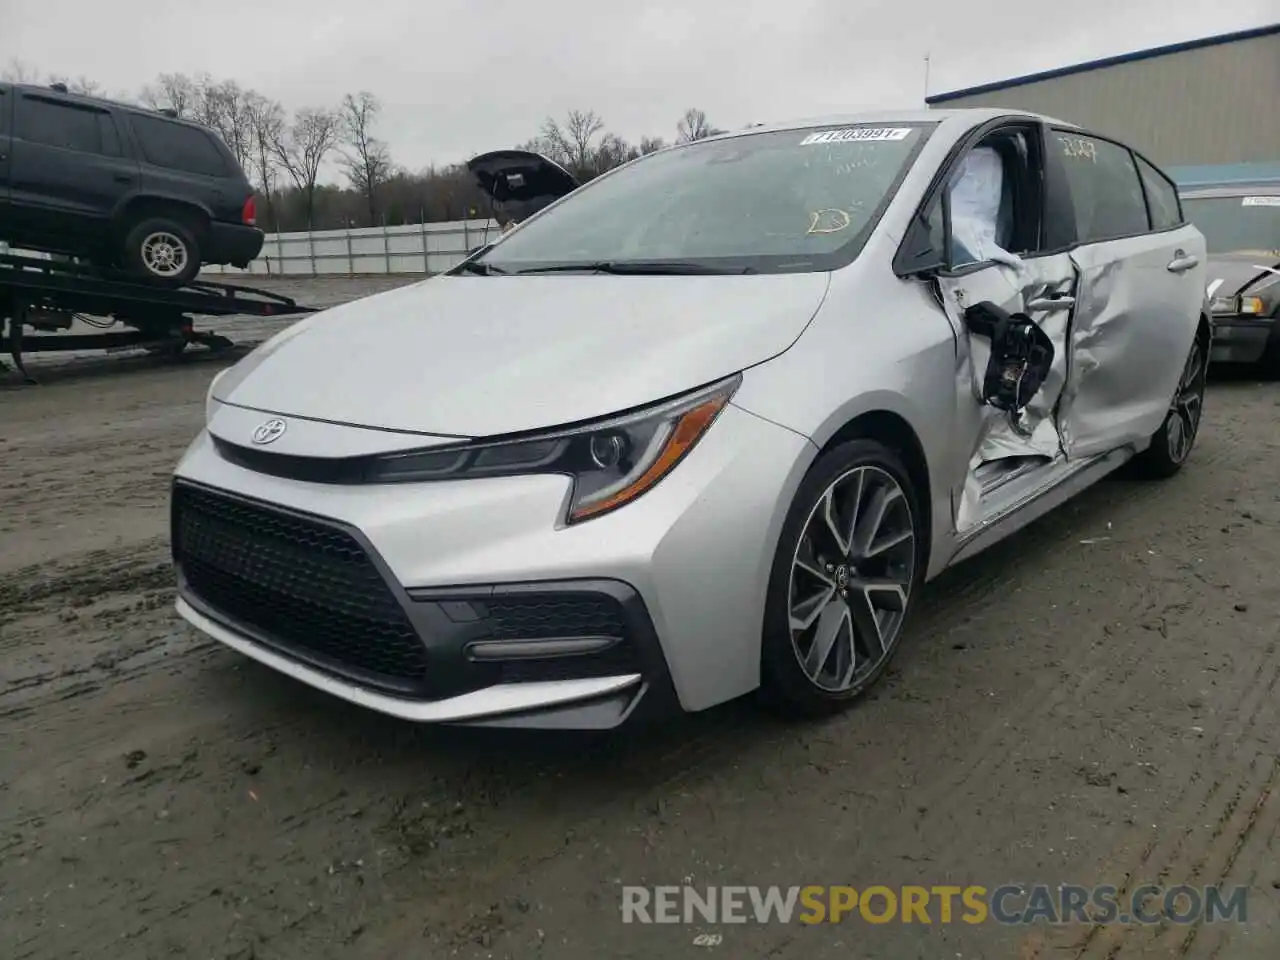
[173,108,1210,730]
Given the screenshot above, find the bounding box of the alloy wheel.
[1166,340,1205,464]
[788,465,916,693]
[141,232,189,278]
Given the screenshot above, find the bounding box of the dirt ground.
[2,279,1278,959]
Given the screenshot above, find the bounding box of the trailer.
[1,253,316,384]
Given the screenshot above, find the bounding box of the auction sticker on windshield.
[800,128,912,146]
[1242,196,1280,207]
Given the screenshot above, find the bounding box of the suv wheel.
[122,217,201,286]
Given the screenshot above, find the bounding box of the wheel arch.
[113,195,213,240]
[812,407,934,575]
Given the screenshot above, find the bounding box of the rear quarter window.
[1052,130,1150,242]
[129,114,230,177]
[1134,154,1183,230]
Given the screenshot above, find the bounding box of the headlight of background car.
[1210,294,1266,315]
[366,374,741,523]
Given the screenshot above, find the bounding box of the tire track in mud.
[1055,645,1280,960]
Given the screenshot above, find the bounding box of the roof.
[4,80,203,128]
[707,107,1074,141]
[926,22,1280,104]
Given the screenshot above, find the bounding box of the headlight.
[1212,294,1267,316]
[367,375,741,523]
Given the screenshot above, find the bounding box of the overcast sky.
[2,0,1275,172]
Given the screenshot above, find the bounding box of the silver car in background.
[173,108,1210,730]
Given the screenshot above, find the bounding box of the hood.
[467,150,579,223]
[1205,251,1280,302]
[213,272,830,438]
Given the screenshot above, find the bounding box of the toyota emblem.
[251,418,287,445]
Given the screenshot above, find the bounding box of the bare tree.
[536,109,606,177]
[273,107,341,228]
[206,80,255,170]
[591,133,640,175]
[5,60,101,95]
[638,136,667,155]
[675,108,724,144]
[245,92,286,230]
[139,72,198,117]
[338,92,392,225]
[2,58,41,82]
[47,74,102,96]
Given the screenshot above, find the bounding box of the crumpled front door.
[934,253,1079,529]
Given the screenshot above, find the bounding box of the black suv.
[0,82,264,285]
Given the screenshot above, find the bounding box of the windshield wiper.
[515,260,754,276]
[454,260,509,276]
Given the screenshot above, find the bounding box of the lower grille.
[486,594,629,641]
[172,483,428,690]
[482,593,643,684]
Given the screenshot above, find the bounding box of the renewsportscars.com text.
[620,884,1248,926]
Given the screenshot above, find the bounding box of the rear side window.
[1134,154,1183,230]
[16,96,107,154]
[129,114,229,177]
[1052,130,1150,242]
[0,89,9,135]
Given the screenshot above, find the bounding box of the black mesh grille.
[172,483,428,689]
[481,593,642,683]
[485,595,628,640]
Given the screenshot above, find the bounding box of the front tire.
[1132,334,1206,479]
[122,217,201,286]
[760,439,924,717]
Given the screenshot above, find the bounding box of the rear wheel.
[121,217,201,286]
[760,439,923,717]
[1132,334,1206,479]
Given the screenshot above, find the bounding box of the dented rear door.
[1047,129,1206,459]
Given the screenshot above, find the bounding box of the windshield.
[1182,194,1280,257]
[476,123,933,274]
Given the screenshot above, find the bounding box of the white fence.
[205,219,502,277]
[6,220,501,277]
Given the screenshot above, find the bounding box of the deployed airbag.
[949,147,1022,270]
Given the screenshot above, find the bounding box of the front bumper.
[171,401,813,728]
[1209,315,1274,365]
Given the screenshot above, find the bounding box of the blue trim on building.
[1168,162,1280,187]
[926,22,1280,104]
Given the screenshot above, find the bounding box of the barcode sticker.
[800,127,912,146]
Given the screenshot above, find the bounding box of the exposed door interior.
[921,122,1082,531]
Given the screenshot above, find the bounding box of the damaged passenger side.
[895,119,1082,531]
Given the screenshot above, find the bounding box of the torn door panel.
[937,255,1075,531]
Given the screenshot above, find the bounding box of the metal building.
[925,23,1280,171]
